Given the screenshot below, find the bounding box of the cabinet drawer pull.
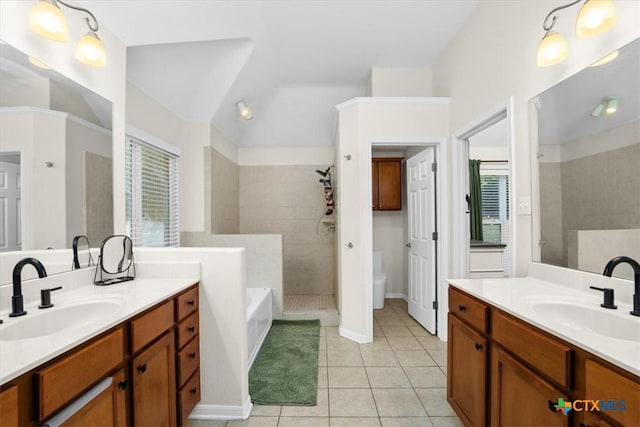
[118,380,128,390]
[190,387,197,395]
[474,343,483,351]
[137,364,147,373]
[188,326,196,333]
[188,352,197,359]
[187,300,195,306]
[458,305,466,312]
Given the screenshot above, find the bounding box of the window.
[480,162,511,276]
[125,136,179,247]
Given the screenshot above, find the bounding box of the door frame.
[370,138,448,340]
[451,97,516,280]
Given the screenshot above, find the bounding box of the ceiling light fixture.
[29,56,52,69]
[29,0,106,67]
[537,0,617,67]
[236,100,253,120]
[589,50,619,67]
[591,96,618,117]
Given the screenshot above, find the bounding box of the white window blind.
[125,136,179,247]
[480,162,511,276]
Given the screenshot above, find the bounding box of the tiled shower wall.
[239,165,334,295]
[208,147,239,233]
[540,143,640,267]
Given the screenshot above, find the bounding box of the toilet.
[372,251,387,309]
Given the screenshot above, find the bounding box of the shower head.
[315,167,331,177]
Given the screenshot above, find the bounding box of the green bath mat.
[249,319,321,406]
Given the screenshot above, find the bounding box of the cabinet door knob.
[458,305,466,312]
[188,352,197,359]
[118,380,128,390]
[474,343,483,351]
[187,300,195,306]
[137,364,147,373]
[190,387,197,395]
[188,326,196,333]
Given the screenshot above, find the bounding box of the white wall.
[370,68,433,97]
[336,98,449,342]
[432,1,640,278]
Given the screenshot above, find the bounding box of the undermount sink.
[530,301,640,342]
[0,300,123,341]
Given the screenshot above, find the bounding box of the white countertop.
[0,277,199,385]
[447,277,640,377]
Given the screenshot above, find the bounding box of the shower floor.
[283,294,339,326]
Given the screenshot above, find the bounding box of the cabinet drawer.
[37,327,124,421]
[176,286,199,321]
[177,337,200,388]
[492,310,572,389]
[131,300,174,354]
[178,370,201,425]
[585,359,640,426]
[176,311,199,350]
[449,286,488,333]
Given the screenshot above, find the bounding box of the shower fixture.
[315,167,331,177]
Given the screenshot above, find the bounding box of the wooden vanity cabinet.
[372,158,402,210]
[175,285,201,425]
[0,282,201,427]
[448,285,640,427]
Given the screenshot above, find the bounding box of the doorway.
[372,143,440,334]
[0,152,22,252]
[452,99,515,279]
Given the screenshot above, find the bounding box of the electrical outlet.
[518,197,531,215]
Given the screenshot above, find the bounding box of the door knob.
[405,243,412,248]
[345,242,354,249]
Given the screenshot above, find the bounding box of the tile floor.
[186,299,463,427]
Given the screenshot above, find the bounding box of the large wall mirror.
[532,37,639,279]
[0,42,113,278]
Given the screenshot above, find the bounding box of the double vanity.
[0,277,201,426]
[447,272,640,427]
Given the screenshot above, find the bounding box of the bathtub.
[247,288,272,368]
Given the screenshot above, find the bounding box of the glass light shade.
[29,0,68,42]
[29,56,52,69]
[536,31,569,67]
[75,32,106,67]
[589,50,618,67]
[576,0,617,37]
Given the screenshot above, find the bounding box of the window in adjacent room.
[480,162,509,244]
[125,136,179,247]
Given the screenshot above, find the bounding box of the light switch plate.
[518,196,531,215]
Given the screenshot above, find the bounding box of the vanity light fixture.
[29,56,52,69]
[29,0,106,67]
[589,50,618,67]
[236,99,253,120]
[537,0,617,67]
[591,96,618,118]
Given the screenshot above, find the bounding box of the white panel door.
[0,160,21,252]
[406,147,437,334]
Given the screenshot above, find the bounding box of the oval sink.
[0,300,123,341]
[531,302,640,342]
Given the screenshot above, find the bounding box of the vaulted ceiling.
[81,1,480,147]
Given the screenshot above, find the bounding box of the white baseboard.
[402,294,409,302]
[339,325,370,343]
[189,396,253,420]
[385,293,404,298]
